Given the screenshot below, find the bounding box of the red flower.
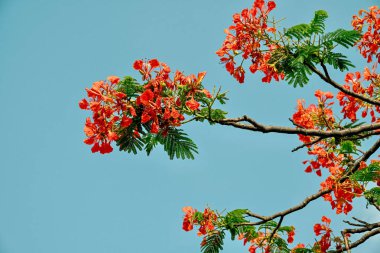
[133,60,143,70]
[79,98,89,109]
[121,116,133,128]
[287,228,295,243]
[107,76,120,84]
[216,0,282,83]
[182,206,196,232]
[186,97,200,111]
[138,89,154,106]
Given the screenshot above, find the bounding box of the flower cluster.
[352,6,380,63]
[216,0,283,83]
[79,59,212,154]
[313,216,332,253]
[182,206,218,236]
[337,67,380,122]
[321,174,364,214]
[237,226,296,253]
[79,76,127,154]
[238,231,272,253]
[292,90,335,144]
[292,90,371,214]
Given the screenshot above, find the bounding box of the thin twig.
[306,62,380,106]
[268,216,284,243]
[328,228,380,253]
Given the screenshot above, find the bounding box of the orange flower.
[107,76,120,84]
[186,97,200,111]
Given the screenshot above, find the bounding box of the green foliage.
[309,10,329,34]
[258,220,278,230]
[160,128,198,159]
[224,209,249,240]
[364,187,380,206]
[323,52,355,71]
[116,76,143,97]
[273,9,361,87]
[292,249,313,253]
[339,140,357,155]
[117,127,198,160]
[215,91,229,105]
[117,123,145,154]
[271,237,291,253]
[201,231,225,253]
[284,61,313,87]
[285,24,310,40]
[198,108,228,123]
[322,29,361,49]
[284,10,328,40]
[352,162,380,182]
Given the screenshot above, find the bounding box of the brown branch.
[237,137,380,228]
[217,115,380,138]
[292,137,324,152]
[352,217,370,225]
[268,215,284,243]
[305,62,380,106]
[240,189,332,226]
[328,228,380,253]
[344,221,380,234]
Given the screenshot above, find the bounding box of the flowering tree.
[79,1,380,252]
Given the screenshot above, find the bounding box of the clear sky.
[0,0,379,253]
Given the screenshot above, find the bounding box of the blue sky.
[0,0,379,252]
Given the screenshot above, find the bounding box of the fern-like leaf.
[161,128,198,160]
[117,130,145,154]
[201,231,225,253]
[351,162,380,182]
[284,61,312,87]
[309,10,328,34]
[323,29,361,48]
[285,24,310,40]
[116,76,143,97]
[324,52,355,71]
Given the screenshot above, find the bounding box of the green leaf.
[224,209,249,240]
[292,249,313,253]
[271,237,291,253]
[259,220,277,230]
[364,187,380,206]
[309,10,328,34]
[285,24,310,40]
[116,76,143,97]
[144,133,160,156]
[339,140,357,154]
[278,226,294,233]
[342,120,366,129]
[284,61,312,87]
[324,52,355,71]
[216,91,229,105]
[322,29,361,48]
[351,162,380,182]
[116,130,145,154]
[201,231,225,253]
[161,128,198,160]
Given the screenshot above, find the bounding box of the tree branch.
[240,189,332,226]
[305,62,380,106]
[328,228,380,253]
[344,221,380,234]
[217,115,380,138]
[237,137,380,228]
[268,216,284,243]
